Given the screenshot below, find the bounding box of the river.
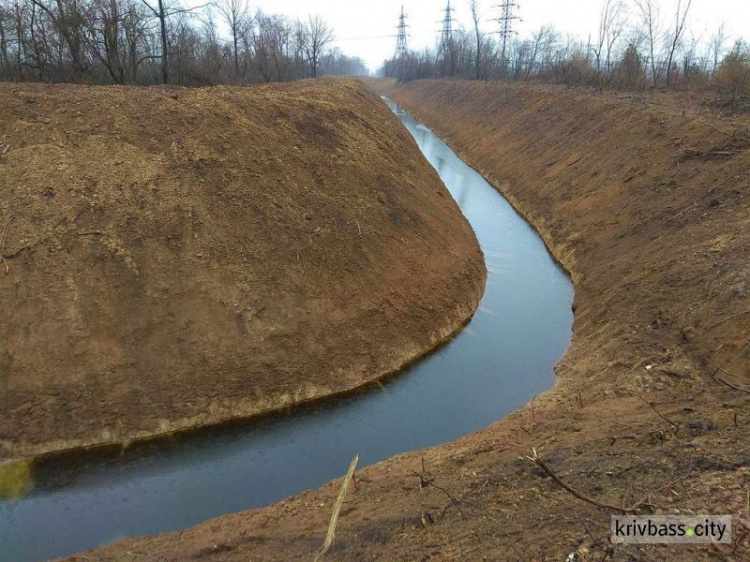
[0,100,573,562]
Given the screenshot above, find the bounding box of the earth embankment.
[0,79,486,461]
[77,79,750,561]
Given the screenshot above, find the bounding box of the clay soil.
[0,79,485,461]
[72,80,750,562]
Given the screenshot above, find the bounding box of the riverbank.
[0,79,485,462]
[76,80,750,561]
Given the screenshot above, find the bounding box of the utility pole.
[497,1,520,69]
[396,5,409,57]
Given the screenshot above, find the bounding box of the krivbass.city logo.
[611,515,733,544]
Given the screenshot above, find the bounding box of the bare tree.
[593,0,611,75]
[269,14,293,80]
[30,0,89,78]
[216,0,247,79]
[141,0,170,83]
[604,0,626,75]
[300,13,333,78]
[523,26,555,81]
[708,22,726,77]
[0,0,348,84]
[140,0,209,84]
[469,0,482,80]
[0,1,10,74]
[83,0,127,84]
[252,10,275,81]
[10,0,29,79]
[663,0,692,87]
[633,0,661,86]
[197,7,228,84]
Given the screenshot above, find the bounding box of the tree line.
[0,0,367,85]
[382,0,750,99]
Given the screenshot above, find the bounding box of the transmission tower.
[497,1,521,66]
[396,6,409,57]
[440,0,455,48]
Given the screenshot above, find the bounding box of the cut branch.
[410,460,480,521]
[526,448,650,514]
[635,395,680,429]
[0,209,16,270]
[707,310,750,330]
[314,454,358,562]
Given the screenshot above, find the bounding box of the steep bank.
[0,79,485,461]
[79,80,750,561]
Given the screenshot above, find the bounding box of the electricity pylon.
[497,1,521,67]
[396,6,409,57]
[440,0,455,49]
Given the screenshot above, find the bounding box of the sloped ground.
[0,79,485,461]
[75,80,750,561]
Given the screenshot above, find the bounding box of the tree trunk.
[233,32,238,77]
[157,0,168,84]
[0,17,8,76]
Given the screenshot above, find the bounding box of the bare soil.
[0,79,485,461]
[72,79,750,561]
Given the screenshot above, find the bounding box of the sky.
[244,0,748,72]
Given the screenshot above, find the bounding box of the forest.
[0,0,367,85]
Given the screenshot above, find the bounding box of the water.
[0,101,573,562]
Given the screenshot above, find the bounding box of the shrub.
[612,44,646,91]
[715,41,750,100]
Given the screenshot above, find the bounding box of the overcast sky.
[245,0,748,72]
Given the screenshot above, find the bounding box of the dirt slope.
[0,79,485,461]
[75,80,750,561]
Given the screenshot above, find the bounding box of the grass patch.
[0,458,34,500]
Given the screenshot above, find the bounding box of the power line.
[332,35,397,43]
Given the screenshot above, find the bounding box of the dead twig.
[683,292,719,318]
[295,249,305,278]
[578,516,601,547]
[714,368,750,394]
[707,310,750,330]
[314,454,359,562]
[526,448,649,515]
[712,340,750,393]
[410,470,471,521]
[1,212,42,263]
[0,210,15,253]
[1,245,28,260]
[650,179,730,245]
[634,395,679,429]
[726,340,750,368]
[411,458,479,521]
[734,519,750,556]
[0,210,16,273]
[695,119,750,141]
